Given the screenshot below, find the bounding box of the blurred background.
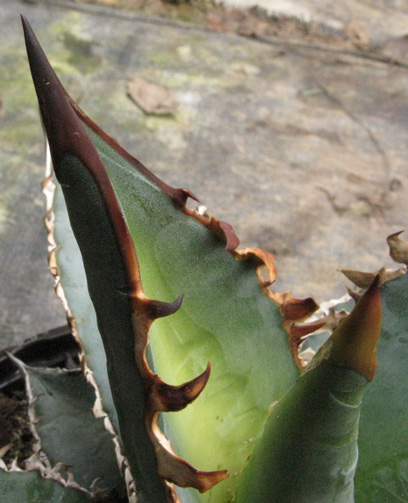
[1,0,408,349]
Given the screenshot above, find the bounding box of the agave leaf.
[355,271,408,502]
[47,178,120,432]
[338,237,408,502]
[236,278,381,503]
[0,470,89,503]
[18,361,124,494]
[23,17,318,503]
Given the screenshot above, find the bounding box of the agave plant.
[1,16,407,503]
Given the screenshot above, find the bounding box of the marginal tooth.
[341,265,405,288]
[347,287,362,302]
[166,462,229,494]
[146,294,184,320]
[288,321,326,340]
[171,188,198,208]
[286,325,320,370]
[155,442,229,493]
[195,217,240,252]
[234,247,277,287]
[218,221,240,252]
[280,294,319,321]
[151,363,211,412]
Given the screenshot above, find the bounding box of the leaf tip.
[328,275,382,380]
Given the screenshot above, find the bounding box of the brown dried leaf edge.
[295,232,408,367]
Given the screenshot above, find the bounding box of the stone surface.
[1,0,408,348]
[228,0,408,44]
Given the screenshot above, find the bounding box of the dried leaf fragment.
[341,265,405,289]
[387,230,408,265]
[127,76,178,116]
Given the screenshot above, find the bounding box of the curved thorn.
[165,463,229,494]
[173,188,199,208]
[145,294,184,320]
[151,363,211,412]
[155,442,229,493]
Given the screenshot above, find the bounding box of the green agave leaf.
[236,277,382,503]
[21,363,125,495]
[23,17,319,503]
[355,270,408,502]
[0,470,89,503]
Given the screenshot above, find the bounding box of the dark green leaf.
[0,469,89,503]
[26,365,124,494]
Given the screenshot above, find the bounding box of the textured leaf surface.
[0,470,89,503]
[23,17,312,503]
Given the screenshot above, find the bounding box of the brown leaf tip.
[326,275,382,380]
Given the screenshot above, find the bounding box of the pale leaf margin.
[42,144,136,503]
